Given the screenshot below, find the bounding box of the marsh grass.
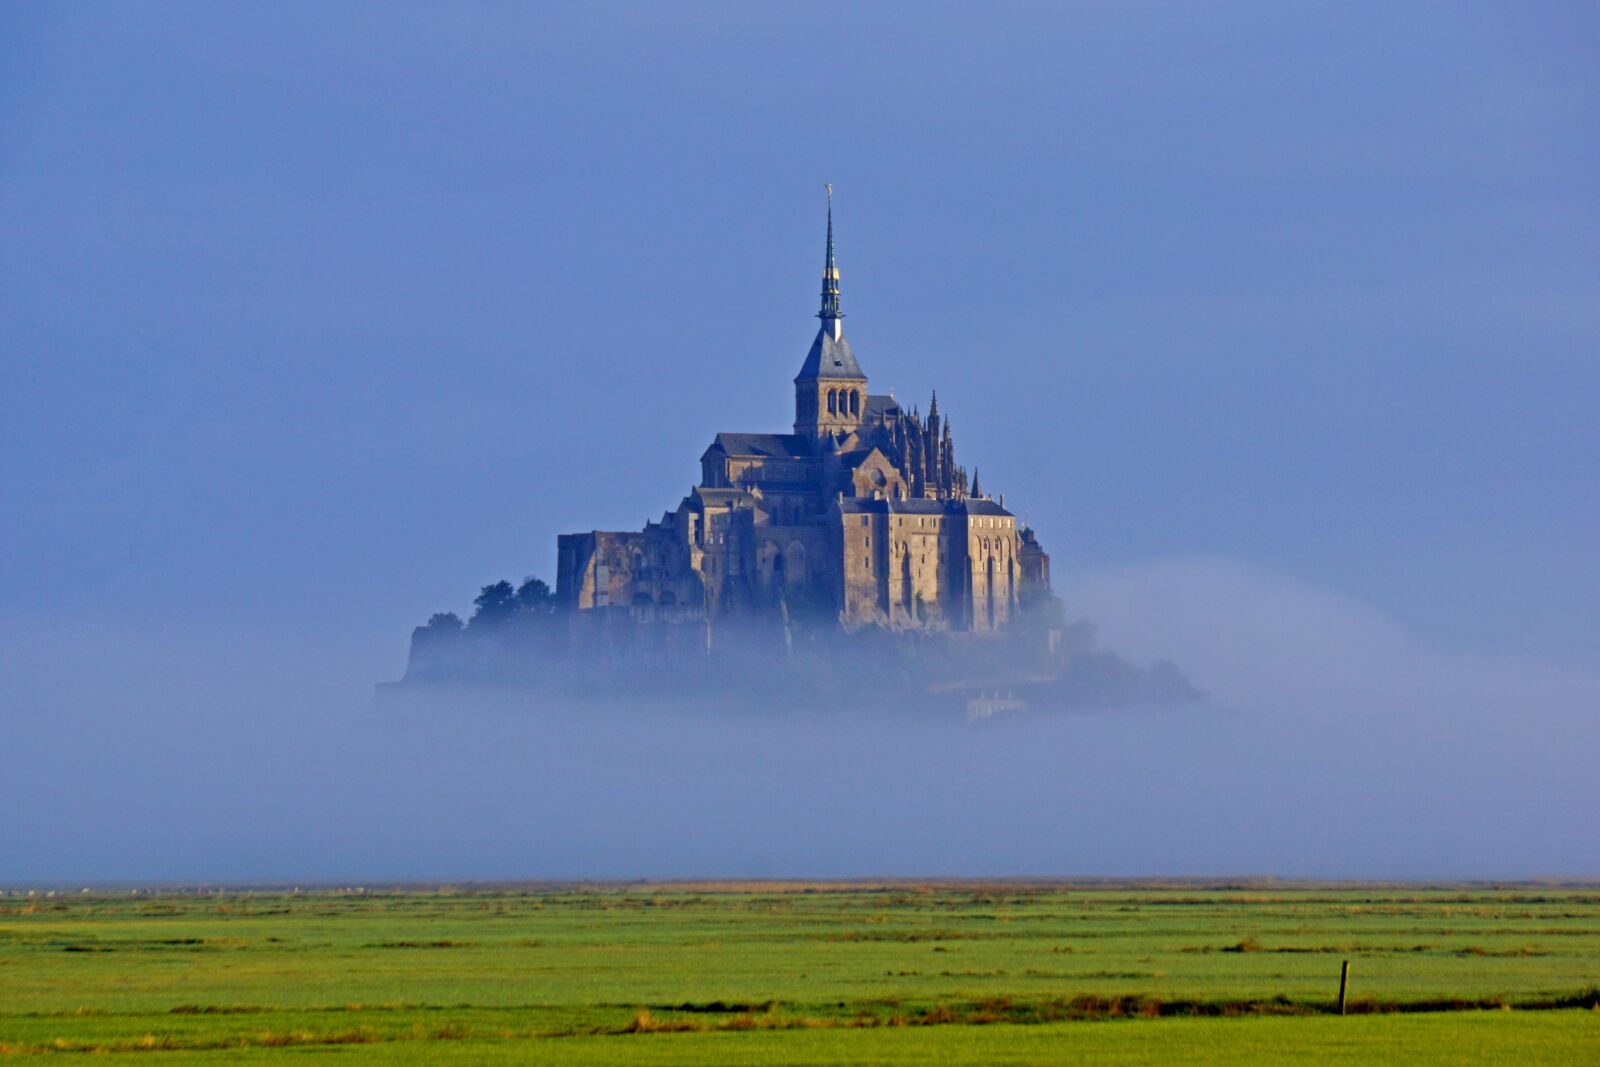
[2,884,1597,1061]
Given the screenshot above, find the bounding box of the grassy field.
[1,883,1595,1063]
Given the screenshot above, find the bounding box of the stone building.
[555,196,1050,634]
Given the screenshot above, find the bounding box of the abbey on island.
[555,194,1051,633]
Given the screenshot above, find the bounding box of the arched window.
[827,389,837,415]
[849,391,860,416]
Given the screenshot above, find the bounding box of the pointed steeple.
[928,390,939,420]
[970,468,981,499]
[818,184,842,338]
[793,187,865,436]
[794,186,865,388]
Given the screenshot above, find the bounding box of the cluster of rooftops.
[684,190,1010,520]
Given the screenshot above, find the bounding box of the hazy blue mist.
[2,3,1596,882]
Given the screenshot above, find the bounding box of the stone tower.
[793,187,868,440]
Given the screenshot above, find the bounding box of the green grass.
[2,884,1596,1063]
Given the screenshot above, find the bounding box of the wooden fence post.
[1337,960,1350,1015]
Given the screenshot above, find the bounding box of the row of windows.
[827,388,861,417]
[859,556,1020,583]
[856,515,1013,529]
[858,534,1011,555]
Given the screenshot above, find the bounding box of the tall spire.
[794,185,865,437]
[818,184,842,338]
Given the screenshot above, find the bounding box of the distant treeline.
[413,576,556,639]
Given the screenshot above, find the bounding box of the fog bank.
[3,558,1595,884]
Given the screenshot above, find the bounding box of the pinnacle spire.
[819,184,842,335]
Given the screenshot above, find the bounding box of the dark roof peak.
[795,327,866,382]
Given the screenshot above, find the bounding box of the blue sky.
[2,4,1597,880]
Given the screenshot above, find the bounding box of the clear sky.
[2,4,1597,881]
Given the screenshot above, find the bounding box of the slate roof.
[794,326,866,381]
[703,433,814,459]
[864,394,900,419]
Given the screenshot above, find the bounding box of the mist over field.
[4,557,1594,885]
[3,6,1597,887]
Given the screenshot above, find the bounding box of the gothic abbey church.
[555,198,1051,632]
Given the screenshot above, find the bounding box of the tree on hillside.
[517,577,555,613]
[470,580,518,627]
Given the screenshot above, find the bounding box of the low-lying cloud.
[3,558,1595,885]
